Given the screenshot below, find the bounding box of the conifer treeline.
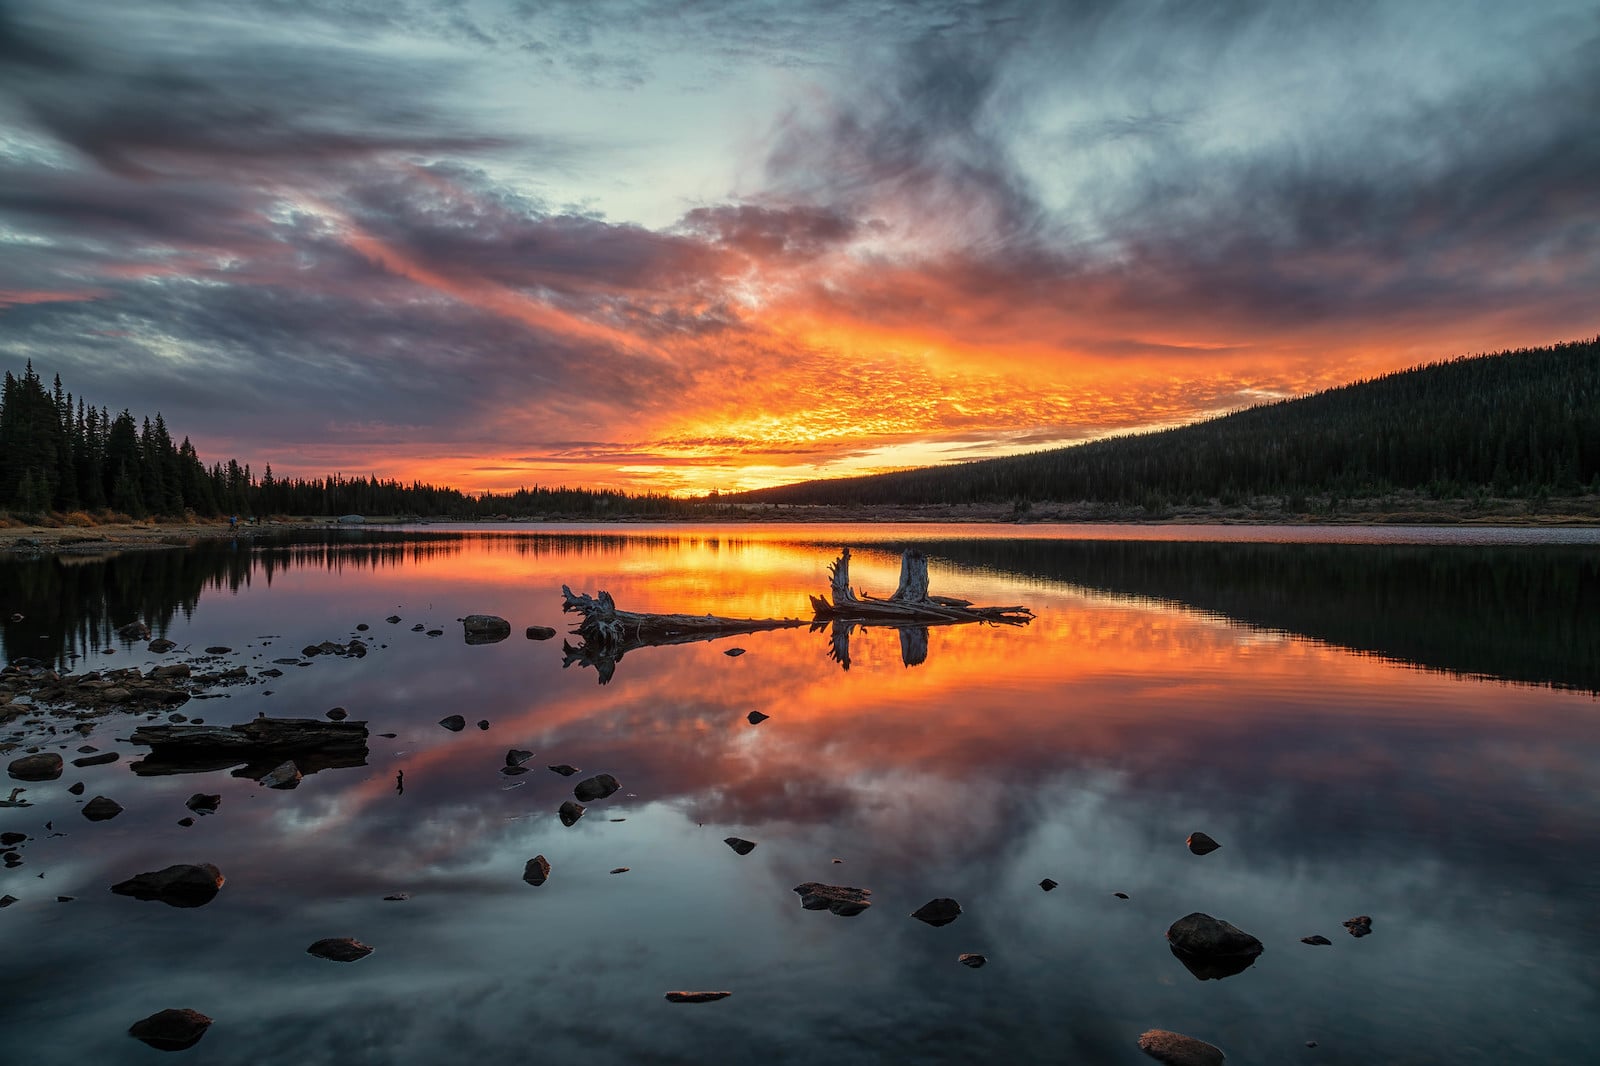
[0,362,701,519]
[733,338,1600,508]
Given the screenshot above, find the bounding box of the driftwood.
[129,717,369,778]
[810,549,1034,626]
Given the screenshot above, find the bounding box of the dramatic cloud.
[1,0,1595,493]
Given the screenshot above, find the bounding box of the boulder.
[325,707,348,721]
[794,882,872,916]
[525,626,557,640]
[129,1008,212,1051]
[523,855,551,885]
[149,663,191,680]
[111,863,224,908]
[7,753,63,781]
[117,621,151,641]
[558,800,586,826]
[148,639,178,653]
[724,837,757,856]
[1186,831,1221,855]
[259,761,301,789]
[1166,912,1263,979]
[1137,1029,1225,1066]
[505,749,534,767]
[463,615,511,645]
[306,937,372,962]
[574,773,620,802]
[81,796,124,821]
[911,898,962,927]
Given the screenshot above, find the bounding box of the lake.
[2,523,1598,1064]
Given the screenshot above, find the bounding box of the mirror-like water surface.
[2,524,1597,1064]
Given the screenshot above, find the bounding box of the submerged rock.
[438,715,466,732]
[911,898,962,927]
[1137,1029,1225,1066]
[574,773,620,802]
[129,1008,212,1051]
[724,837,757,856]
[523,855,551,885]
[111,863,224,908]
[1344,915,1373,938]
[1186,831,1222,855]
[794,882,872,916]
[665,991,731,1003]
[7,753,63,781]
[306,937,372,962]
[81,795,124,821]
[558,800,586,826]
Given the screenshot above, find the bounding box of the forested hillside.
[734,338,1600,508]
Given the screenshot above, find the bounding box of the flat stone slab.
[794,882,872,916]
[724,837,757,856]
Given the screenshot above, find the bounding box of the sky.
[1,0,1596,496]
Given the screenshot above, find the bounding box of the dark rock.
[0,832,24,846]
[548,764,579,776]
[794,882,872,916]
[81,795,124,821]
[57,895,74,902]
[1301,935,1332,946]
[177,817,194,827]
[111,863,224,907]
[412,624,424,632]
[72,751,119,767]
[426,629,443,637]
[67,782,84,795]
[558,800,586,826]
[1344,915,1373,938]
[724,837,757,855]
[747,711,769,724]
[148,639,178,654]
[463,615,512,645]
[1167,912,1263,979]
[386,615,402,624]
[149,663,190,680]
[959,953,987,968]
[0,894,16,907]
[301,644,324,656]
[525,625,557,640]
[167,713,188,723]
[128,1008,212,1051]
[1115,892,1130,900]
[574,773,621,802]
[911,898,962,927]
[307,937,372,962]
[506,749,534,767]
[610,867,630,874]
[259,761,301,790]
[378,733,397,738]
[117,621,151,641]
[1039,878,1058,891]
[664,991,730,1003]
[500,765,530,776]
[438,715,466,732]
[523,855,551,885]
[1137,1029,1226,1066]
[204,646,232,655]
[1186,831,1222,855]
[8,753,63,781]
[355,624,369,631]
[725,647,746,657]
[325,707,347,721]
[476,719,489,731]
[383,893,409,901]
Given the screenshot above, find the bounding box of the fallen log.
[810,548,1033,626]
[129,717,369,778]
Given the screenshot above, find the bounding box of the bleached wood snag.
[810,548,1034,625]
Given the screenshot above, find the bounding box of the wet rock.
[558,800,586,826]
[355,624,369,631]
[148,638,178,653]
[307,937,372,962]
[746,711,769,724]
[664,991,730,1003]
[1137,1029,1225,1066]
[67,782,84,796]
[325,707,347,721]
[117,621,151,641]
[425,629,443,637]
[1167,912,1263,979]
[111,863,224,907]
[383,893,409,901]
[186,794,220,814]
[149,663,190,680]
[1115,892,1130,900]
[505,749,534,767]
[204,646,232,655]
[1344,915,1373,938]
[0,832,24,846]
[523,855,551,885]
[0,894,16,907]
[438,715,466,732]
[81,795,124,821]
[177,817,194,827]
[386,615,402,624]
[610,867,630,874]
[725,647,746,657]
[911,898,962,927]
[1039,878,1058,892]
[724,837,757,856]
[476,719,489,731]
[57,895,74,902]
[1301,935,1332,946]
[72,751,119,768]
[259,761,301,790]
[525,626,557,640]
[794,882,872,916]
[129,1008,212,1051]
[411,624,424,632]
[1186,831,1222,855]
[463,615,512,645]
[500,764,530,776]
[574,773,621,802]
[8,753,63,781]
[959,953,987,968]
[548,764,579,776]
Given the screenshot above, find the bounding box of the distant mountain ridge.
[731,337,1600,508]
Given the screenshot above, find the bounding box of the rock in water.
[558,800,586,826]
[724,837,757,856]
[525,626,557,640]
[1301,934,1332,946]
[523,855,551,886]
[306,937,373,962]
[81,795,124,821]
[1166,913,1264,980]
[1344,915,1373,938]
[1186,831,1221,855]
[325,707,348,721]
[664,991,731,1003]
[505,749,534,767]
[958,953,987,968]
[129,1008,212,1051]
[111,863,225,908]
[7,753,63,781]
[438,715,466,732]
[462,615,512,645]
[724,647,746,657]
[793,882,872,916]
[548,764,579,776]
[186,793,221,814]
[911,898,962,927]
[72,751,119,767]
[148,639,178,653]
[574,773,620,802]
[1137,1029,1225,1066]
[747,711,769,724]
[1039,878,1058,892]
[259,761,301,790]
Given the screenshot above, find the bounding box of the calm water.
[2,524,1598,1064]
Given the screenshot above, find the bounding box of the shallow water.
[1,524,1598,1064]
